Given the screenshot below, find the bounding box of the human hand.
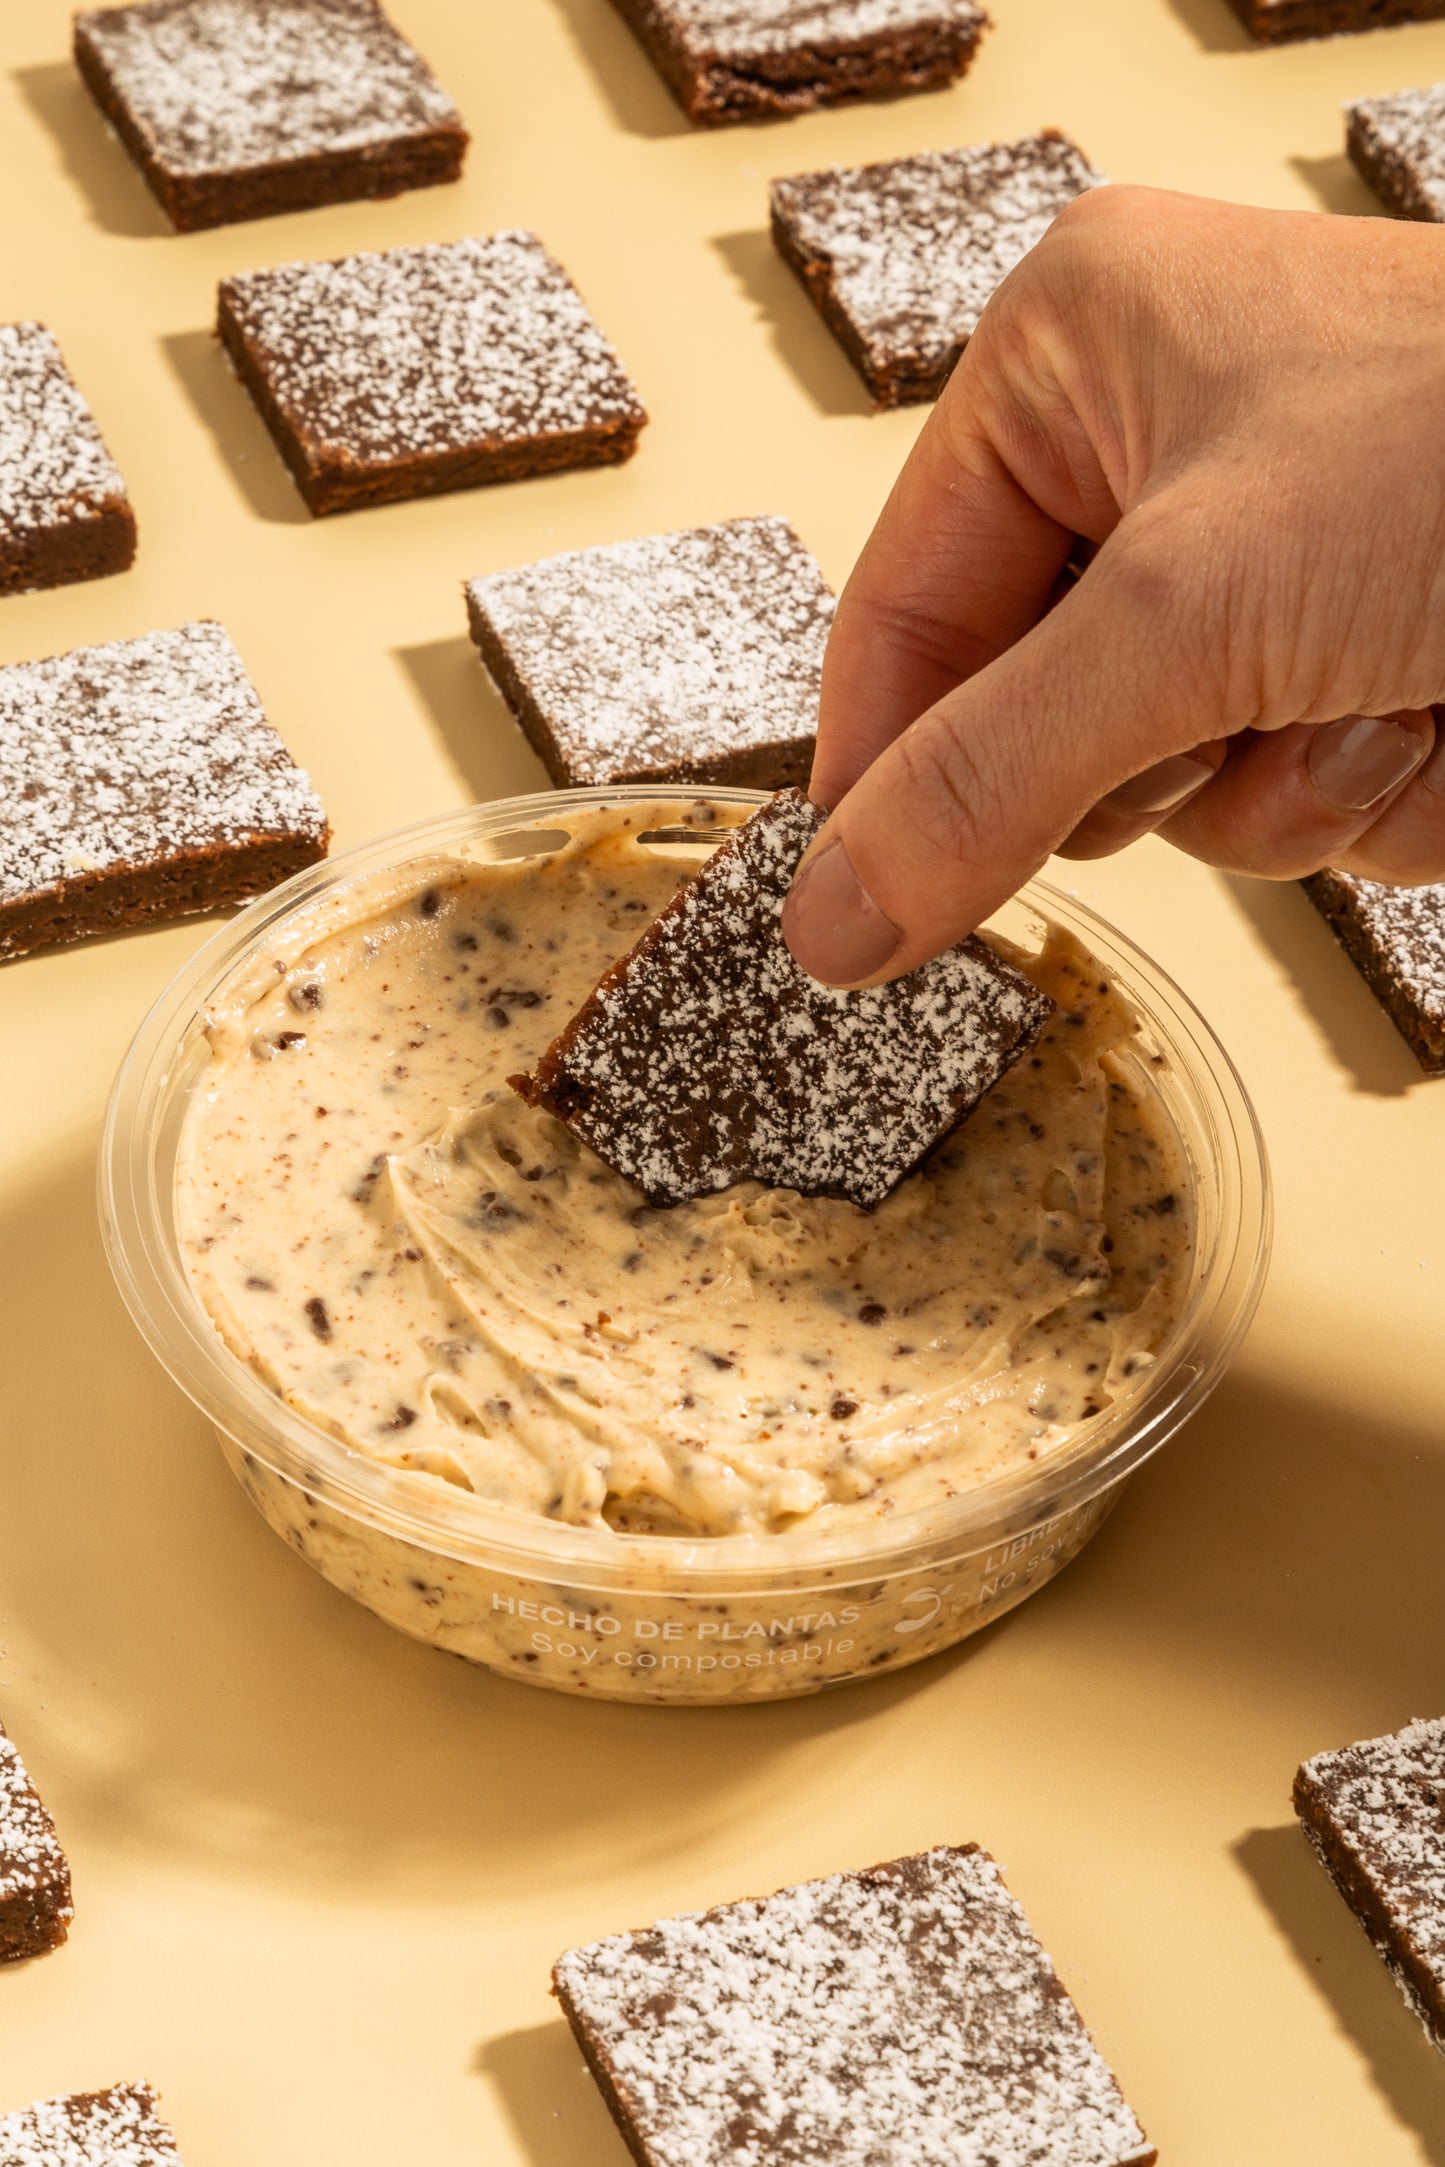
[780,186,1445,986]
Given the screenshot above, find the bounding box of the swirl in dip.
[177,805,1190,1543]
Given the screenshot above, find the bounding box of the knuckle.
[889,718,1013,870]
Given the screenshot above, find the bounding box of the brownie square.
[0,2085,184,2166]
[0,1721,72,1964]
[217,232,647,516]
[513,790,1052,1208]
[1300,869,1445,1075]
[0,619,329,963]
[73,0,467,233]
[607,0,988,126]
[553,1844,1155,2167]
[465,516,833,791]
[1347,85,1445,219]
[1227,0,1445,38]
[0,322,135,597]
[770,133,1104,407]
[1295,1716,1445,2052]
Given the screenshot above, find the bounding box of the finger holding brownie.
[781,186,1445,986]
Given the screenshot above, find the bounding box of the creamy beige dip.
[177,807,1190,1544]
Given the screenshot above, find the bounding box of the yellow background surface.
[3,0,1445,2158]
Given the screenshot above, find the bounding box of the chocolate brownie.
[73,0,467,232]
[0,620,328,963]
[607,0,988,125]
[770,133,1104,407]
[1347,85,1445,219]
[553,1844,1155,2167]
[0,322,135,597]
[1226,0,1445,38]
[1295,1716,1445,2053]
[512,790,1051,1208]
[0,1721,72,1964]
[1300,869,1445,1074]
[217,232,647,516]
[0,2085,184,2166]
[465,516,833,790]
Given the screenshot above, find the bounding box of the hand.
[780,186,1445,986]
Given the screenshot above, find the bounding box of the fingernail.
[1104,754,1215,817]
[1308,714,1428,811]
[781,835,902,986]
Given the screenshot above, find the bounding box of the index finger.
[813,367,1073,809]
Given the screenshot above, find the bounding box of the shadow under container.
[101,787,1271,1705]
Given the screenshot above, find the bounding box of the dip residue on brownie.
[177,806,1190,1539]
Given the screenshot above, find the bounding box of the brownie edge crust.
[607,0,989,125]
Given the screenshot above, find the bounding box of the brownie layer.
[73,0,467,232]
[1300,868,1445,1075]
[607,0,987,124]
[1225,0,1445,38]
[0,321,136,596]
[770,134,1103,407]
[464,516,832,790]
[216,233,646,516]
[0,1722,72,1965]
[1347,86,1445,220]
[1294,1716,1445,2055]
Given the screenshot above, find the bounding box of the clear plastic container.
[100,787,1271,1705]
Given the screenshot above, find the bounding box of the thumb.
[780,528,1218,985]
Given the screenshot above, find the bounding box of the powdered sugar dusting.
[466,517,833,785]
[556,1845,1153,2167]
[665,0,986,58]
[772,136,1104,380]
[0,621,327,910]
[0,1724,70,1921]
[0,323,128,539]
[0,2085,182,2166]
[1348,85,1445,218]
[520,791,1051,1208]
[1298,1716,1445,2044]
[220,233,645,463]
[75,0,461,175]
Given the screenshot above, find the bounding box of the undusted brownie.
[1295,1716,1445,2053]
[0,322,135,597]
[607,0,988,125]
[1347,85,1445,219]
[73,0,467,233]
[217,232,647,516]
[0,2085,184,2166]
[465,516,833,790]
[0,620,328,963]
[1227,0,1445,38]
[0,1721,72,1964]
[513,790,1051,1208]
[771,133,1104,407]
[1300,869,1445,1074]
[553,1844,1155,2167]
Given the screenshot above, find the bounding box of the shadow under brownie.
[0,620,328,963]
[465,515,833,789]
[606,0,988,125]
[73,0,467,232]
[770,132,1104,407]
[217,232,647,515]
[553,1843,1154,2166]
[0,321,135,596]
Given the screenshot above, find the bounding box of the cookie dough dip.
[104,788,1271,1703]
